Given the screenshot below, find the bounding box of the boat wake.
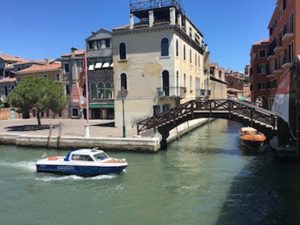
[0,160,36,172]
[36,174,117,182]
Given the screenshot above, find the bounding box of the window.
[121,73,127,90]
[71,154,93,161]
[183,45,186,60]
[43,74,48,78]
[189,27,193,38]
[72,108,79,117]
[190,49,192,63]
[176,40,179,57]
[64,63,70,73]
[66,85,70,95]
[290,13,294,33]
[106,39,111,48]
[90,83,97,100]
[163,104,170,112]
[153,105,161,116]
[88,41,94,50]
[258,82,266,90]
[195,53,197,66]
[162,71,170,96]
[96,40,101,49]
[161,38,169,57]
[119,43,127,60]
[56,74,60,81]
[105,82,112,99]
[258,64,267,74]
[97,82,104,99]
[283,0,286,10]
[259,50,266,58]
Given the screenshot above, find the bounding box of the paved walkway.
[0,118,138,138]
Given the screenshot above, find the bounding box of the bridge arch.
[137,99,278,149]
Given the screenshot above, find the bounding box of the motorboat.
[240,127,266,150]
[36,149,128,177]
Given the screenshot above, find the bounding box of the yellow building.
[112,0,210,133]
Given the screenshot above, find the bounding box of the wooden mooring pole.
[47,123,53,149]
[57,122,63,149]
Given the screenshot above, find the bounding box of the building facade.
[251,0,299,109]
[226,71,246,100]
[112,0,209,131]
[60,48,86,118]
[209,63,227,99]
[15,62,66,118]
[0,77,16,103]
[86,28,114,119]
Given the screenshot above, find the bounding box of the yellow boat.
[240,127,266,149]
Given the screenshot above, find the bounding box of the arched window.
[90,83,97,100]
[121,73,127,90]
[176,40,179,57]
[119,43,126,60]
[98,82,104,99]
[105,82,112,99]
[161,38,169,57]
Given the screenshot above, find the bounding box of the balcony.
[196,89,211,98]
[282,25,294,42]
[157,87,186,98]
[274,45,283,53]
[282,57,292,69]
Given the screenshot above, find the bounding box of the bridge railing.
[195,99,277,128]
[137,100,194,134]
[137,99,278,135]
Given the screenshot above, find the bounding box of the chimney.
[71,47,77,58]
[169,7,176,25]
[149,10,154,27]
[44,58,49,64]
[130,14,134,29]
[177,14,182,27]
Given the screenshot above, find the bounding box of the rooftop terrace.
[130,0,183,14]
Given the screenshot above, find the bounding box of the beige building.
[112,1,210,133]
[209,63,227,99]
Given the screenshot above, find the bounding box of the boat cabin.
[64,149,109,162]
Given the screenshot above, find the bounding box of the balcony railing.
[130,0,182,13]
[157,87,186,98]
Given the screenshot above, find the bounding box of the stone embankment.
[0,118,211,152]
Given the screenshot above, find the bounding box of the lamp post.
[84,51,90,137]
[121,87,126,138]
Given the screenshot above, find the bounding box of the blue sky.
[1,0,275,71]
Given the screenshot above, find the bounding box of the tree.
[8,76,67,125]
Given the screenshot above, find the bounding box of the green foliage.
[8,76,67,125]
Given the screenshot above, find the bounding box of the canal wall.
[167,118,212,143]
[0,118,212,152]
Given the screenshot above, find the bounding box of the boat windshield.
[93,152,109,161]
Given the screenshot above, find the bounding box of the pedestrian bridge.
[137,99,278,149]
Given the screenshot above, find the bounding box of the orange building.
[251,0,299,109]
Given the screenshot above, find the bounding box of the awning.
[89,65,95,71]
[89,103,114,109]
[110,63,113,68]
[102,62,110,68]
[95,63,102,69]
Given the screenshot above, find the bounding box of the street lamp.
[84,51,90,137]
[121,87,126,138]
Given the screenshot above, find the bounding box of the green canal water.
[1,119,300,225]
